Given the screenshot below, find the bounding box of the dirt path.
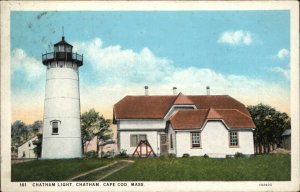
[68,160,134,181]
[97,160,134,181]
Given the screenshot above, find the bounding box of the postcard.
[1,1,299,192]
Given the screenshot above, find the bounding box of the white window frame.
[191,132,201,148]
[229,131,239,147]
[50,120,61,135]
[130,134,147,147]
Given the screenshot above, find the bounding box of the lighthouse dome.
[54,36,73,53]
[42,36,83,67]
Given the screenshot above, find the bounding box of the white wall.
[119,131,159,155]
[42,137,82,159]
[18,137,37,158]
[42,62,82,159]
[119,120,166,130]
[175,121,254,158]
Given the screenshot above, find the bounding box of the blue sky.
[11,11,291,123]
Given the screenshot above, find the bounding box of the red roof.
[188,95,251,116]
[169,110,207,129]
[206,107,223,119]
[113,93,255,129]
[169,109,255,130]
[216,109,255,128]
[173,92,194,105]
[114,95,176,119]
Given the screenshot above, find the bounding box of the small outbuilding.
[281,129,291,151]
[17,135,38,159]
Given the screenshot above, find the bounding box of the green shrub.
[84,150,98,159]
[234,152,245,158]
[159,155,167,159]
[226,155,234,158]
[203,154,209,158]
[102,150,115,159]
[182,153,190,158]
[168,153,176,158]
[116,149,128,158]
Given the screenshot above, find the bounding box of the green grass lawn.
[11,158,115,181]
[104,154,291,181]
[11,154,290,181]
[73,161,132,181]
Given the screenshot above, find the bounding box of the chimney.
[206,86,210,95]
[144,86,149,96]
[173,87,177,95]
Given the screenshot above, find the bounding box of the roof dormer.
[206,107,223,119]
[174,92,194,105]
[163,92,197,120]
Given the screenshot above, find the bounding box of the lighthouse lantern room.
[41,36,83,159]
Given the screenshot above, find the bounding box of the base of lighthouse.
[42,138,82,159]
[41,117,83,159]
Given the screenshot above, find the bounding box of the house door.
[160,134,168,156]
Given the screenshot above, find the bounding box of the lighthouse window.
[52,121,59,135]
[66,46,71,52]
[58,45,65,52]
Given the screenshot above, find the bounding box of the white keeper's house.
[17,135,38,159]
[113,87,256,158]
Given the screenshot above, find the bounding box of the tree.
[80,109,113,156]
[29,120,43,134]
[81,109,100,154]
[32,133,43,158]
[93,117,113,157]
[247,103,291,154]
[11,120,29,147]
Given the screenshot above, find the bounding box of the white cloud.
[72,38,289,116]
[12,38,290,123]
[218,30,253,46]
[11,48,44,81]
[266,49,290,80]
[80,70,290,119]
[72,38,173,84]
[277,49,289,60]
[267,67,290,80]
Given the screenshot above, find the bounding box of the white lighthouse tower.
[41,36,83,159]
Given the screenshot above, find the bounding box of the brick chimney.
[173,87,177,95]
[206,86,210,95]
[144,86,149,96]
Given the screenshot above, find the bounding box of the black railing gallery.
[42,52,83,64]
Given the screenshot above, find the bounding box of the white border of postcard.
[1,1,299,192]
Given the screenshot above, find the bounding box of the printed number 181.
[20,183,26,187]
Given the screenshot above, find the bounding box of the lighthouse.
[41,36,83,159]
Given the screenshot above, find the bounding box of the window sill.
[191,147,202,149]
[52,133,59,135]
[229,146,239,148]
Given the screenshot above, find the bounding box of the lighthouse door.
[160,134,168,156]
